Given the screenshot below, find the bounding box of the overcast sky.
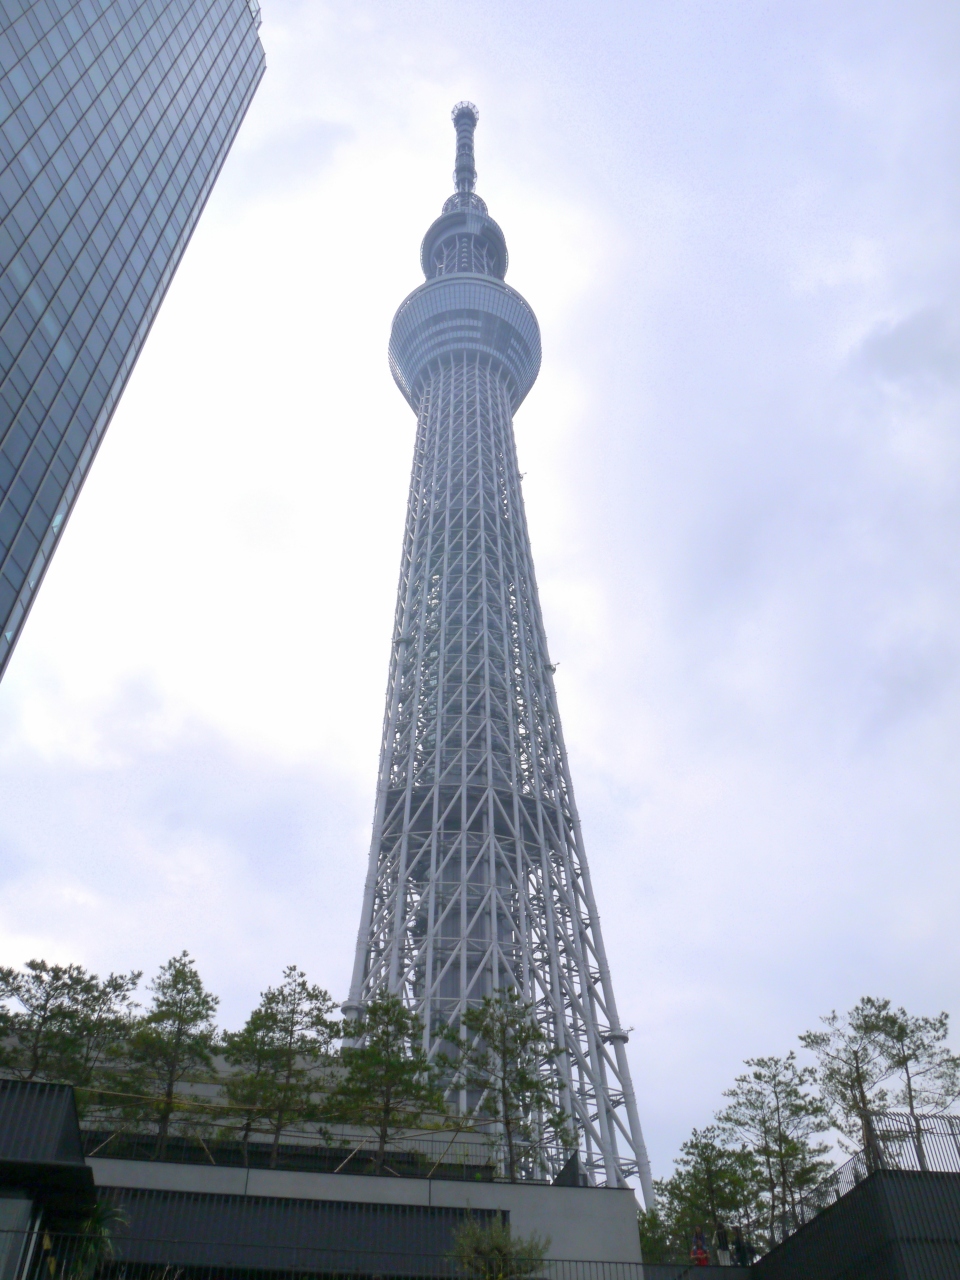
[2,0,959,1178]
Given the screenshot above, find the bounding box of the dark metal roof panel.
[0,1080,85,1166]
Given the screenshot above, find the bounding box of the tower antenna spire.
[451,100,479,194]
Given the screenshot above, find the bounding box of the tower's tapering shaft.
[348,104,652,1201]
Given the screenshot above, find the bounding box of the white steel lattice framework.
[346,104,653,1202]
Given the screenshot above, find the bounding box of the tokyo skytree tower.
[346,104,652,1200]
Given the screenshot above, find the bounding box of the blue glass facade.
[0,0,265,677]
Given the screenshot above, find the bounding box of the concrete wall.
[88,1158,641,1263]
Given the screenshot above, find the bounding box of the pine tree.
[222,966,339,1166]
[0,959,140,1099]
[874,1003,960,1170]
[121,952,218,1158]
[219,1002,276,1161]
[800,998,896,1167]
[450,1216,548,1280]
[655,1127,760,1261]
[324,996,444,1174]
[718,1053,831,1241]
[457,987,569,1182]
[637,1204,673,1264]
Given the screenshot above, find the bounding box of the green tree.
[0,959,140,1096]
[324,995,445,1174]
[718,1053,831,1240]
[800,998,896,1167]
[222,965,339,1166]
[873,1004,960,1170]
[220,1002,276,1161]
[655,1127,761,1261]
[451,1216,548,1280]
[121,952,218,1158]
[458,987,569,1182]
[67,1200,128,1280]
[637,1205,673,1264]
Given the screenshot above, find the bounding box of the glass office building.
[0,0,265,678]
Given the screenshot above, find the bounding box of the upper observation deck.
[388,103,542,412]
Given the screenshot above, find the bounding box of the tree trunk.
[854,1053,883,1172]
[704,1155,721,1258]
[27,1032,42,1081]
[270,1111,284,1169]
[156,1020,186,1161]
[764,1154,777,1244]
[773,1091,795,1233]
[376,1085,390,1174]
[502,1069,516,1181]
[26,1004,52,1079]
[904,1064,928,1171]
[504,1114,516,1182]
[156,1022,185,1160]
[156,1086,174,1161]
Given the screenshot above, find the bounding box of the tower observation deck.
[347,104,653,1200]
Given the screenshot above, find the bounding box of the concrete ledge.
[246,1166,432,1207]
[88,1159,641,1262]
[428,1178,640,1262]
[90,1159,249,1197]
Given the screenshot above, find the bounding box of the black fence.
[753,1169,960,1280]
[95,1187,497,1273]
[0,1232,692,1280]
[642,1269,750,1279]
[872,1111,960,1173]
[765,1111,960,1247]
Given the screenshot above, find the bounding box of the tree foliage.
[67,1200,128,1280]
[865,1002,958,1170]
[451,1216,548,1280]
[222,965,339,1166]
[120,952,219,1158]
[650,1126,761,1262]
[718,1053,831,1240]
[5,941,960,1243]
[0,959,140,1100]
[458,987,569,1181]
[637,1205,673,1265]
[800,997,898,1164]
[874,1005,959,1113]
[324,995,444,1174]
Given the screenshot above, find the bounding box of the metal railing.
[641,1270,750,1279]
[766,1111,960,1246]
[79,1127,565,1186]
[872,1109,960,1172]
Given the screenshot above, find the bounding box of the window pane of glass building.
[0,0,265,677]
